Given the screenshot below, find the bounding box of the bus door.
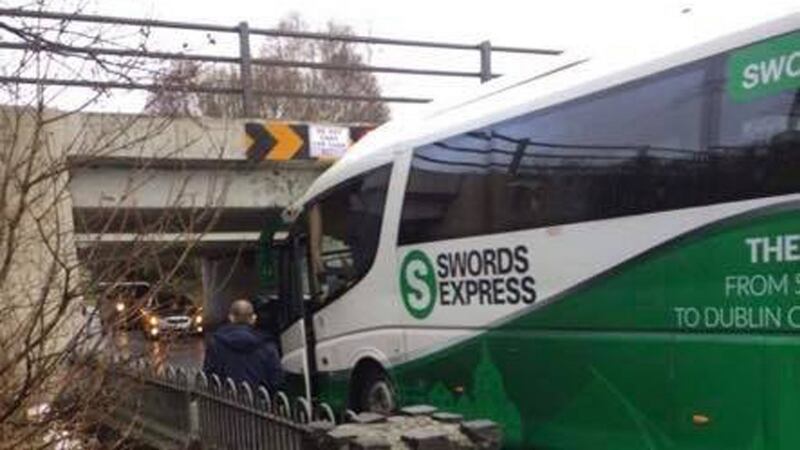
[272,230,318,403]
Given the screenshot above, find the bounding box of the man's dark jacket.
[203,323,283,392]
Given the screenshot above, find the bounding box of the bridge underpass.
[76,235,263,327]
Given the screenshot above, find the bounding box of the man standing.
[203,299,283,392]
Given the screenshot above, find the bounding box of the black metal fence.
[67,351,504,449]
[0,8,562,116]
[194,372,312,450]
[99,358,327,450]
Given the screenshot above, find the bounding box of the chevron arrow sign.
[244,122,308,161]
[245,122,374,161]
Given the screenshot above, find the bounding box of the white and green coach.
[268,11,800,449]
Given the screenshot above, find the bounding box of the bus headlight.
[148,316,158,327]
[194,315,203,324]
[115,302,125,312]
[149,327,159,337]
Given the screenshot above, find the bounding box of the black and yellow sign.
[245,122,308,161]
[245,122,374,161]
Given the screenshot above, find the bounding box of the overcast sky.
[6,0,799,119]
[86,0,796,49]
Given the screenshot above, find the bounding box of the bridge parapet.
[58,111,342,229]
[63,111,371,163]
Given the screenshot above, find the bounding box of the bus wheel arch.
[349,358,396,414]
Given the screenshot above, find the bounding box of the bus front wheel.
[355,365,396,415]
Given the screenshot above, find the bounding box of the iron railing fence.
[95,357,329,450]
[193,372,314,450]
[67,350,504,449]
[0,8,562,116]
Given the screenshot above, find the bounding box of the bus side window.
[398,60,710,245]
[306,163,392,305]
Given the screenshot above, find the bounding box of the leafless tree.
[0,4,230,448]
[146,13,391,124]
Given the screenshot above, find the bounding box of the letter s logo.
[742,63,760,90]
[399,250,437,319]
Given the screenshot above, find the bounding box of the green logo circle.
[399,250,437,320]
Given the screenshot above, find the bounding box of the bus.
[267,12,800,449]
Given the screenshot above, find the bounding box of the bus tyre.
[358,370,396,415]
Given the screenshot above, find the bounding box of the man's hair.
[229,299,255,324]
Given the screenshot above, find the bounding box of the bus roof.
[292,10,800,211]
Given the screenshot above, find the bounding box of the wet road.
[111,329,205,370]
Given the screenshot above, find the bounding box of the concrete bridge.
[56,112,346,322]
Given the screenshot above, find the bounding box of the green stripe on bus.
[392,209,800,449]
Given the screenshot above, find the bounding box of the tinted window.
[713,86,800,201]
[308,164,392,302]
[399,35,800,246]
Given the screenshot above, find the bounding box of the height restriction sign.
[309,125,351,158]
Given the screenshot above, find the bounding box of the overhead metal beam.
[73,206,282,234]
[0,8,563,55]
[0,42,498,78]
[0,76,432,103]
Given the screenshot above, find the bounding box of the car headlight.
[148,316,158,326]
[194,315,203,324]
[115,302,125,312]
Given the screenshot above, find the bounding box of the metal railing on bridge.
[67,350,503,449]
[0,8,562,116]
[97,357,325,450]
